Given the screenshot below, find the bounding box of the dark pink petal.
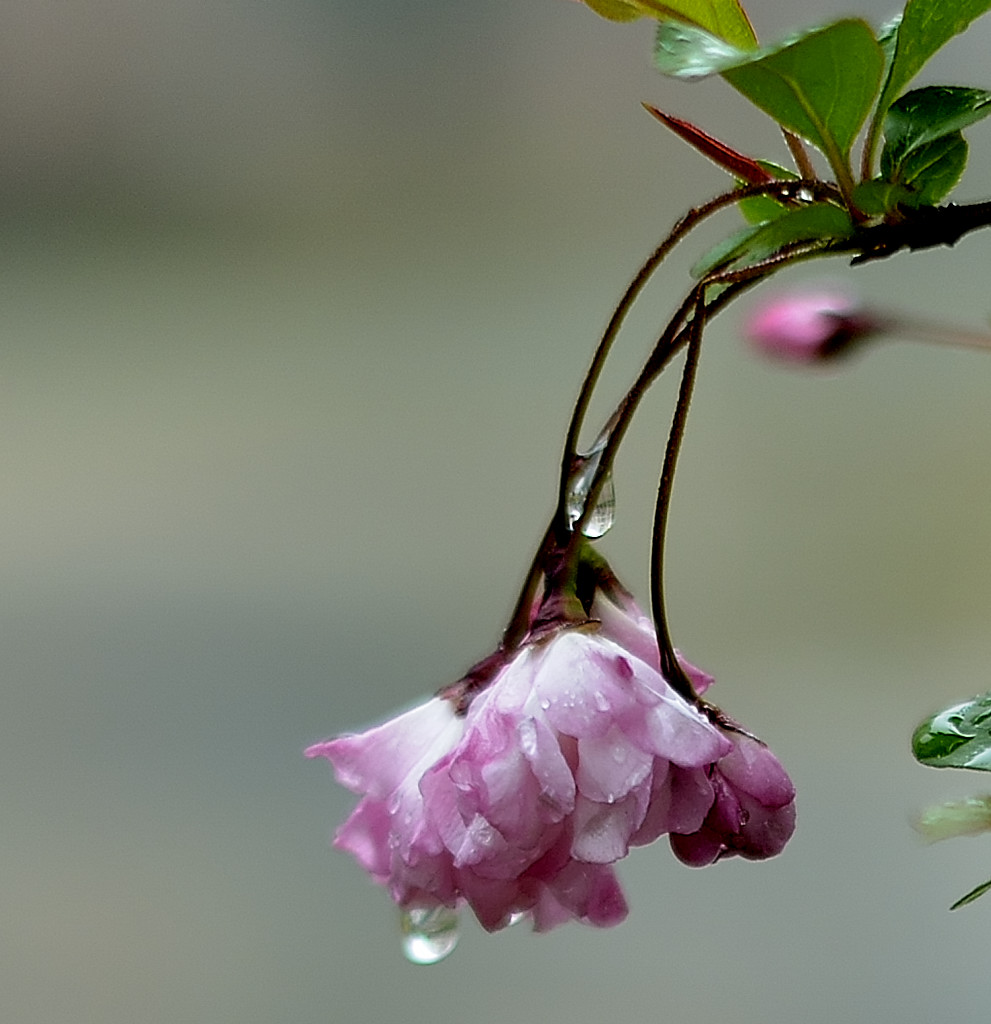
[668,731,797,864]
[538,862,628,930]
[333,799,393,880]
[631,763,715,846]
[669,827,725,867]
[736,793,797,860]
[717,732,795,808]
[457,871,534,932]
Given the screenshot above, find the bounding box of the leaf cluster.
[577,0,991,275]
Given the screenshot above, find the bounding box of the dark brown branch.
[836,200,991,265]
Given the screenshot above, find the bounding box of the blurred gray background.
[3,1,991,1021]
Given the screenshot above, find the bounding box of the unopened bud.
[745,290,881,364]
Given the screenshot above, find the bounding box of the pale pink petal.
[571,792,646,863]
[307,697,462,799]
[591,592,661,670]
[575,725,652,803]
[518,715,577,816]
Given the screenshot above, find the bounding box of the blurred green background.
[3,1,991,1020]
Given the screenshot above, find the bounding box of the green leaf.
[913,690,991,769]
[889,132,968,205]
[877,14,902,71]
[851,179,915,215]
[951,877,991,910]
[882,86,991,167]
[736,161,798,223]
[654,20,745,79]
[581,0,645,21]
[691,201,852,277]
[876,0,991,120]
[721,20,884,173]
[691,222,762,278]
[915,796,991,843]
[737,192,787,224]
[582,0,757,48]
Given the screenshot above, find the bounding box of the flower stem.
[650,288,706,703]
[557,180,838,517]
[504,183,839,654]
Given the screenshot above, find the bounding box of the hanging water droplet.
[581,473,615,538]
[507,911,527,927]
[565,444,616,538]
[400,905,460,965]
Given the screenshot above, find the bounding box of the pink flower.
[307,601,732,933]
[669,729,796,866]
[745,289,879,364]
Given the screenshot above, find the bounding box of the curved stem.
[651,287,706,703]
[861,116,881,183]
[568,288,699,542]
[500,523,553,651]
[504,192,839,654]
[567,245,817,552]
[557,179,839,515]
[782,130,816,180]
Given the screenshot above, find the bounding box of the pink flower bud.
[668,731,796,866]
[745,290,880,363]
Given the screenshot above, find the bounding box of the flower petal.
[307,697,463,799]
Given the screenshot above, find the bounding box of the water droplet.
[913,702,978,761]
[565,445,616,538]
[581,474,615,538]
[400,906,460,965]
[518,717,538,757]
[507,911,527,927]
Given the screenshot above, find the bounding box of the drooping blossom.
[745,289,880,363]
[309,591,723,931]
[307,581,796,934]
